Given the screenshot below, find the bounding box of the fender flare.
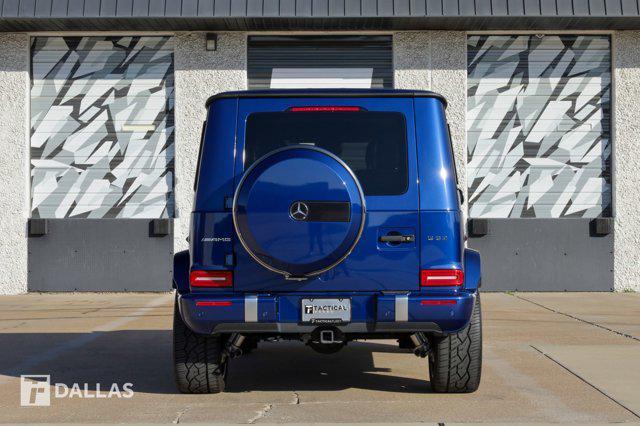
[173,250,190,294]
[464,248,482,291]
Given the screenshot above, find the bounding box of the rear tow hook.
[305,327,346,354]
[224,333,246,359]
[410,332,431,358]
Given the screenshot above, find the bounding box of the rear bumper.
[207,321,443,334]
[178,291,477,336]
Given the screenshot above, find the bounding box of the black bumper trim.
[373,322,441,333]
[211,321,442,334]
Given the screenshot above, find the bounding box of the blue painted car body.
[175,89,480,338]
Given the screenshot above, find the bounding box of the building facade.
[0,0,638,293]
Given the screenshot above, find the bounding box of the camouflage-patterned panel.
[30,36,174,219]
[467,35,611,218]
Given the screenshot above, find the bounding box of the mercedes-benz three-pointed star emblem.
[289,201,309,221]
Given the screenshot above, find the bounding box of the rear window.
[244,111,408,196]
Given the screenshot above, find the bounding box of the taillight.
[196,301,233,307]
[190,270,233,288]
[421,299,458,305]
[289,106,362,112]
[420,269,464,287]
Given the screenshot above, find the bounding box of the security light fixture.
[206,33,217,51]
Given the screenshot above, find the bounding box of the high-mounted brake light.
[289,106,362,112]
[190,270,233,288]
[420,269,464,287]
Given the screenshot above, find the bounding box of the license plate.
[301,298,351,324]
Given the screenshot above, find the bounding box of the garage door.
[28,36,174,291]
[248,35,393,89]
[466,35,613,291]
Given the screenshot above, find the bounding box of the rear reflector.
[421,299,458,306]
[196,301,233,307]
[420,269,464,287]
[190,270,233,288]
[289,106,361,112]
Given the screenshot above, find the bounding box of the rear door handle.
[379,234,415,243]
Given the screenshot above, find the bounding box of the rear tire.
[428,293,482,393]
[173,297,227,394]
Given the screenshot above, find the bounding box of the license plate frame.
[301,298,351,325]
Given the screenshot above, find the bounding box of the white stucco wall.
[394,31,468,199]
[173,32,247,251]
[0,34,29,295]
[0,30,631,293]
[613,32,640,292]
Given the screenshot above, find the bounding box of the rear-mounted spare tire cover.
[233,146,366,278]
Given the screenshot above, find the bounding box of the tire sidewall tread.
[173,297,227,394]
[429,293,482,393]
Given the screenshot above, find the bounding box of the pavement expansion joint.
[530,345,640,420]
[511,294,640,343]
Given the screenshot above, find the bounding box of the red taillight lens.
[421,299,458,305]
[420,269,464,287]
[190,270,233,288]
[289,106,362,112]
[195,301,233,307]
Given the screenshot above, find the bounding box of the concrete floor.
[0,292,638,424]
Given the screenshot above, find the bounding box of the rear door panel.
[233,97,420,292]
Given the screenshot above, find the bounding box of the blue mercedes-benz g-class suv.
[173,89,482,394]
